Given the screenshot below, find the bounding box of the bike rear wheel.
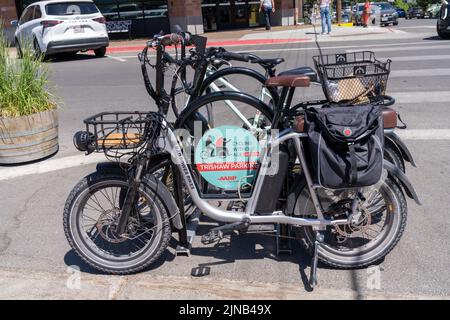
[295,176,407,269]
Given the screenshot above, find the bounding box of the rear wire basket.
[313,51,391,104]
[83,111,165,161]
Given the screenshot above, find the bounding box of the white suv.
[12,0,109,58]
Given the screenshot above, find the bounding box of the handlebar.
[221,51,251,62]
[383,95,395,107]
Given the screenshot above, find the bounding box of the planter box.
[0,109,59,164]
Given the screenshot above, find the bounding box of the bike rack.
[176,209,201,256]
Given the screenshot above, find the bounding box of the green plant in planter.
[0,27,57,118]
[0,25,59,164]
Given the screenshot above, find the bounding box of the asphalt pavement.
[0,18,449,299]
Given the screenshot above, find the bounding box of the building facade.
[1,0,305,41]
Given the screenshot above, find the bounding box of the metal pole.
[337,0,342,24]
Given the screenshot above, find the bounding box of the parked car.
[373,2,399,26]
[425,3,441,18]
[11,0,109,58]
[395,7,406,18]
[406,7,424,19]
[437,2,450,39]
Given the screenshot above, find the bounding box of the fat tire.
[384,143,405,172]
[295,177,407,269]
[63,172,172,275]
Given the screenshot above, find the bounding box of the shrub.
[0,25,56,118]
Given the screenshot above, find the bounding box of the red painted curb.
[106,38,311,54]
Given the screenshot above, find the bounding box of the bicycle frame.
[161,119,351,229]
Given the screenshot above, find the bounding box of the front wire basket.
[83,111,166,161]
[313,51,391,104]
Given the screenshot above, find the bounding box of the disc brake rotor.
[333,205,372,243]
[96,208,128,244]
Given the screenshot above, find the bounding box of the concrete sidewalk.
[106,24,411,53]
[0,266,446,300]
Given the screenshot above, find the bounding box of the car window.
[378,3,393,10]
[45,2,99,16]
[19,6,33,24]
[33,6,42,20]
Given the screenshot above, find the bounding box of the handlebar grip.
[383,95,395,107]
[221,51,251,62]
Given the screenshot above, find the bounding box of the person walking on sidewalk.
[319,0,332,35]
[259,0,275,30]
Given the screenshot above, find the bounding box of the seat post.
[272,87,289,128]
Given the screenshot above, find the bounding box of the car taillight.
[41,20,62,28]
[93,16,106,24]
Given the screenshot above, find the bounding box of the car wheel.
[15,39,23,59]
[437,23,450,39]
[94,47,107,57]
[33,38,44,60]
[56,51,78,60]
[393,21,398,26]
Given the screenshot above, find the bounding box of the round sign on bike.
[195,125,260,190]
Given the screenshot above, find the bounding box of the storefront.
[2,0,298,40]
[201,0,266,32]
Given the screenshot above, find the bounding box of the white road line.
[391,91,450,103]
[0,153,105,181]
[391,68,450,78]
[107,55,127,62]
[347,44,450,53]
[397,26,436,29]
[396,129,450,140]
[383,55,450,62]
[1,128,450,181]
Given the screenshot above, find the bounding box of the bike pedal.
[201,219,251,244]
[246,224,276,234]
[201,229,224,244]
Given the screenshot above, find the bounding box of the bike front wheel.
[63,172,173,274]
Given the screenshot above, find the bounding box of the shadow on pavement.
[47,53,105,63]
[63,236,178,275]
[422,36,446,41]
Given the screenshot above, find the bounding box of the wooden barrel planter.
[0,109,59,164]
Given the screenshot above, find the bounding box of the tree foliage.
[394,0,409,11]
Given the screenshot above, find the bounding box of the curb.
[107,38,312,54]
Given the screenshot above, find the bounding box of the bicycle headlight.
[73,131,96,153]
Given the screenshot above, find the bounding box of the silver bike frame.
[163,121,351,228]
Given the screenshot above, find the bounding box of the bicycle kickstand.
[309,230,324,289]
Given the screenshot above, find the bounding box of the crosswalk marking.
[397,129,450,140]
[0,128,449,181]
[347,44,450,53]
[391,68,450,78]
[391,91,450,103]
[2,35,450,181]
[383,55,450,62]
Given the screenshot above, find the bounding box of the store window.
[95,0,169,38]
[201,0,262,32]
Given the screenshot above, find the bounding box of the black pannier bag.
[304,104,384,190]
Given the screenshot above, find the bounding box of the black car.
[406,7,424,19]
[437,3,450,39]
[395,7,406,18]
